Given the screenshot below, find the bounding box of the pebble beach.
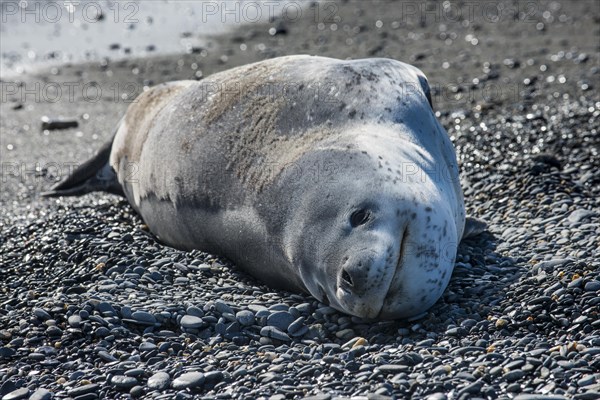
[1,1,599,399]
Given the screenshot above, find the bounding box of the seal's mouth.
[331,225,410,319]
[375,225,409,319]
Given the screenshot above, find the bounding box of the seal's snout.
[338,255,373,296]
[334,250,396,319]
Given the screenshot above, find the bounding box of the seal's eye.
[350,209,370,227]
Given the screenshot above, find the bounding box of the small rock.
[0,347,15,358]
[131,310,156,324]
[584,281,600,292]
[33,308,51,320]
[130,386,144,398]
[266,311,294,331]
[288,317,306,335]
[260,326,291,341]
[335,329,355,340]
[204,371,224,384]
[504,370,525,382]
[2,388,29,400]
[98,351,117,362]
[110,375,138,389]
[68,315,81,328]
[495,319,509,328]
[378,364,409,374]
[29,388,52,400]
[139,342,157,352]
[186,306,204,318]
[567,209,596,224]
[215,301,234,315]
[68,384,99,397]
[180,315,206,329]
[41,116,78,131]
[172,371,205,389]
[147,371,171,390]
[236,310,255,326]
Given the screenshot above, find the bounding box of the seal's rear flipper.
[42,136,123,198]
[462,217,487,240]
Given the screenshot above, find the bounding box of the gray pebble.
[186,306,204,318]
[148,371,171,390]
[567,209,596,223]
[577,375,596,387]
[29,388,52,400]
[260,326,291,341]
[215,301,234,315]
[131,311,156,324]
[172,371,205,389]
[130,386,145,398]
[204,370,224,383]
[33,308,51,320]
[125,368,145,377]
[584,281,600,291]
[139,342,157,352]
[68,315,82,328]
[378,364,409,374]
[267,311,295,331]
[111,375,138,389]
[97,302,116,315]
[236,310,255,326]
[68,384,99,397]
[180,315,206,329]
[288,317,307,335]
[504,370,525,382]
[98,351,117,362]
[2,388,30,400]
[0,347,15,358]
[426,394,447,400]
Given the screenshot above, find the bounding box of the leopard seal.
[44,55,485,319]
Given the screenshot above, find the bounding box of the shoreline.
[0,0,306,77]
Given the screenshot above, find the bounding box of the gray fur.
[45,55,482,319]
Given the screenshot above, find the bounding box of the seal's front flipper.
[42,137,123,198]
[462,217,487,240]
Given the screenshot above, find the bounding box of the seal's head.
[281,125,464,319]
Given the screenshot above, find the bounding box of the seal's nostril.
[341,269,354,288]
